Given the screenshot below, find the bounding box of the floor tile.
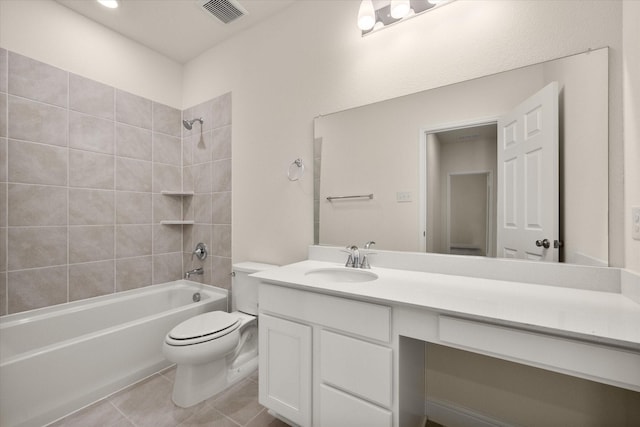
[178,405,240,427]
[208,379,263,426]
[245,409,291,427]
[49,400,134,427]
[109,374,205,427]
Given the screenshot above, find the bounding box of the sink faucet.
[344,245,360,268]
[185,267,204,279]
[360,241,376,269]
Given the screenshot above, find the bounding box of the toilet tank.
[232,262,278,315]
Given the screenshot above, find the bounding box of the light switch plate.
[633,207,640,241]
[396,191,413,203]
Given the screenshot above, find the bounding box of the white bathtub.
[0,280,228,427]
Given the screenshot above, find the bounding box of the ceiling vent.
[198,0,248,24]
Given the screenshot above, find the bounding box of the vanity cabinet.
[258,283,393,427]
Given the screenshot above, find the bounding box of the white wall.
[0,0,182,108]
[624,0,640,272]
[182,0,624,266]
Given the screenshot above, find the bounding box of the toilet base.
[171,354,258,408]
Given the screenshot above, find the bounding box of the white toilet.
[163,262,277,408]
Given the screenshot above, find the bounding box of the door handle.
[535,238,550,249]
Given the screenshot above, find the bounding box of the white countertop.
[253,260,640,351]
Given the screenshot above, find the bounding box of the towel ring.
[287,158,305,181]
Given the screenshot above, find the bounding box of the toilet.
[163,262,277,408]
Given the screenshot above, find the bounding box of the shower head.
[182,117,204,130]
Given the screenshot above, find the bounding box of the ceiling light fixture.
[390,0,411,19]
[97,0,119,9]
[357,0,376,31]
[358,0,453,35]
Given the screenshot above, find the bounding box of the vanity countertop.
[252,260,640,351]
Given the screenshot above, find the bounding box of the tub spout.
[185,268,204,279]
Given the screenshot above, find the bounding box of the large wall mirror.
[314,48,609,266]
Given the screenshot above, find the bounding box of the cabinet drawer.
[260,283,391,342]
[319,384,392,427]
[439,316,640,390]
[320,330,392,408]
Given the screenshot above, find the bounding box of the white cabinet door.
[319,384,392,427]
[259,314,312,427]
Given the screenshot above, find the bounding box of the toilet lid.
[169,311,241,341]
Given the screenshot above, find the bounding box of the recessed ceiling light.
[97,0,119,9]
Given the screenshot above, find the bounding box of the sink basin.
[304,268,378,284]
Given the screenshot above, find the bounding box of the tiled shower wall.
[0,48,232,315]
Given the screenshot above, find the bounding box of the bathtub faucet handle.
[192,243,208,260]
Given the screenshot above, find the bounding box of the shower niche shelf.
[160,191,194,225]
[161,191,194,196]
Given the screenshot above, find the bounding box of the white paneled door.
[497,82,559,261]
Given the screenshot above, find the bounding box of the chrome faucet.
[185,267,204,279]
[344,245,360,268]
[360,241,376,269]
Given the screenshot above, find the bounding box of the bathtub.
[0,280,228,427]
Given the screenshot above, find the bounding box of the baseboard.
[425,398,513,427]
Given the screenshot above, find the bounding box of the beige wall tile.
[212,126,231,161]
[212,191,231,225]
[116,224,152,258]
[194,193,212,224]
[153,252,182,284]
[69,111,114,154]
[116,90,151,130]
[183,223,211,255]
[0,138,6,181]
[69,225,114,263]
[191,131,213,164]
[0,48,6,93]
[8,52,67,107]
[0,272,6,316]
[8,96,67,146]
[69,73,114,120]
[153,102,181,137]
[152,193,182,223]
[8,184,67,226]
[0,93,6,137]
[212,159,231,192]
[0,183,6,227]
[212,256,232,290]
[153,163,181,193]
[8,226,67,270]
[116,123,152,161]
[8,139,67,185]
[69,149,114,189]
[7,266,67,313]
[116,191,152,224]
[116,256,152,292]
[153,224,182,254]
[69,189,115,225]
[211,224,231,258]
[153,133,181,166]
[191,162,212,194]
[0,227,6,272]
[116,157,152,192]
[69,260,115,301]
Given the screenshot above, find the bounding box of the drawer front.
[320,330,393,408]
[439,316,640,391]
[260,283,391,342]
[319,384,392,427]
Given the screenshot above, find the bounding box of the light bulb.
[97,0,118,8]
[390,0,411,19]
[358,0,376,31]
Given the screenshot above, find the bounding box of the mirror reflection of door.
[448,172,492,257]
[425,124,498,256]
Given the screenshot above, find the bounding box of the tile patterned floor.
[50,368,289,427]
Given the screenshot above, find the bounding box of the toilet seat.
[166,311,241,346]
